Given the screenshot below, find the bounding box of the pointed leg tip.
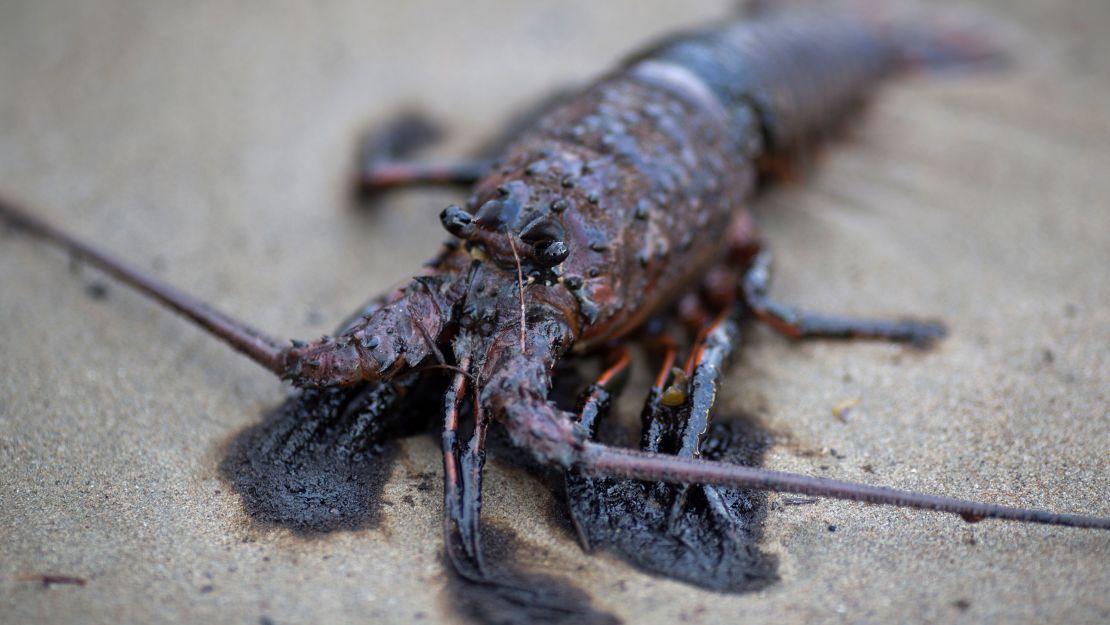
[907,321,948,348]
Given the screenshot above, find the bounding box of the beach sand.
[2,1,1107,623]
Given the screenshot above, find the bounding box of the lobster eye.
[519,218,564,244]
[474,199,504,225]
[519,218,568,267]
[440,205,476,239]
[533,240,570,267]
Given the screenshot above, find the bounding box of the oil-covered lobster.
[2,6,1108,591]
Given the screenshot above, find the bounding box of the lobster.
[2,3,1107,599]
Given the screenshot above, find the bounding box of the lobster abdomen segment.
[631,13,896,152]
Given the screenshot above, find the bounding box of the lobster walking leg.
[359,159,492,191]
[663,312,744,526]
[566,306,777,590]
[672,312,737,459]
[440,360,489,580]
[565,346,634,551]
[639,331,678,453]
[357,85,583,194]
[575,346,632,436]
[357,112,491,192]
[743,250,947,345]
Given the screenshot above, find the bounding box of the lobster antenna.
[505,232,528,354]
[0,197,289,375]
[582,443,1110,530]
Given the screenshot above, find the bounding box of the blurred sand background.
[1,1,1107,623]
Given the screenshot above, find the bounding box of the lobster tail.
[629,5,1002,154]
[631,13,893,153]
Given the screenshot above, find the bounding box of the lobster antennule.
[580,443,1110,530]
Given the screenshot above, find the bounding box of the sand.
[1,1,1107,623]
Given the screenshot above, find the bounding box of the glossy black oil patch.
[219,376,438,535]
[566,416,779,593]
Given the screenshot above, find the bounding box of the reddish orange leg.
[565,308,780,590]
[639,331,678,453]
[575,345,632,436]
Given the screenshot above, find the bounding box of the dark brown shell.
[462,72,752,346]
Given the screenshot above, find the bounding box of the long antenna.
[583,443,1110,529]
[1,197,289,375]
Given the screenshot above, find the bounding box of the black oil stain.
[565,414,779,593]
[219,374,440,535]
[424,400,617,625]
[445,523,621,625]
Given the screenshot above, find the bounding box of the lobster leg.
[566,308,778,591]
[441,360,489,580]
[575,346,632,436]
[356,111,490,191]
[359,159,492,191]
[742,250,947,346]
[558,247,1110,532]
[672,312,736,459]
[639,331,678,453]
[663,312,743,526]
[565,346,633,551]
[357,87,580,193]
